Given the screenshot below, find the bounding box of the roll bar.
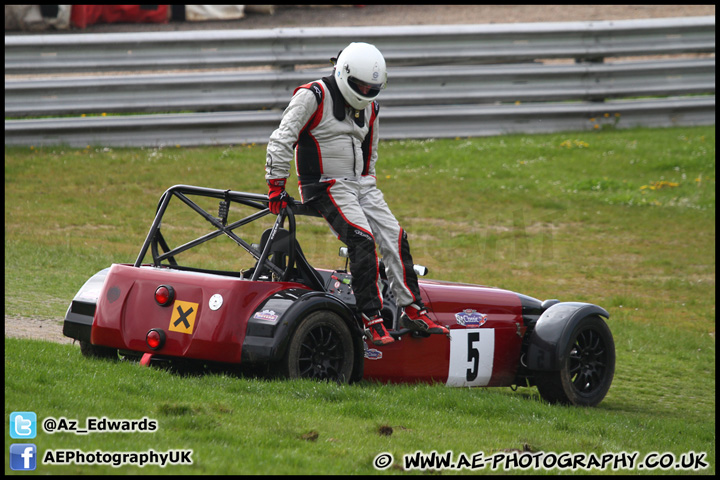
[134,185,323,288]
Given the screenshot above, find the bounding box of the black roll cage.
[134,184,324,290]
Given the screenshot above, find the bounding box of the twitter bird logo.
[10,412,37,439]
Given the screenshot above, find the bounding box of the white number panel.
[446,329,495,387]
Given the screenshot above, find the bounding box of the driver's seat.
[259,228,292,272]
[257,228,325,291]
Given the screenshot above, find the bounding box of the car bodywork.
[64,185,615,406]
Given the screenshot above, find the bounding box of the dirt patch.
[378,424,394,436]
[5,316,73,344]
[300,430,320,442]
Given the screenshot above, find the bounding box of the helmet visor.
[347,76,384,99]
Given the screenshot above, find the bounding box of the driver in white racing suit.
[265,42,448,346]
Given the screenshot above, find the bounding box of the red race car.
[64,185,615,406]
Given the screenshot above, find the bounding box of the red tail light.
[154,285,175,306]
[146,329,166,350]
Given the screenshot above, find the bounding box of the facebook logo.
[10,444,37,471]
[10,411,37,439]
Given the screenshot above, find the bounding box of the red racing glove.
[267,178,289,214]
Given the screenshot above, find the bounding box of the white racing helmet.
[333,42,387,110]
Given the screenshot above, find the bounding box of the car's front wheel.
[282,311,355,383]
[534,315,615,407]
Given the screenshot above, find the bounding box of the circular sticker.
[209,294,223,311]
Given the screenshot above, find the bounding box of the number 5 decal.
[446,329,494,387]
[466,332,480,382]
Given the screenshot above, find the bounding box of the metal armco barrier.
[4,16,715,74]
[4,16,715,147]
[6,97,714,148]
[5,58,715,116]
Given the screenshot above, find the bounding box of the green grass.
[4,126,715,474]
[4,333,714,475]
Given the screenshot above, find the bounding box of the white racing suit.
[265,75,422,315]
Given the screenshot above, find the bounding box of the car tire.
[79,340,118,360]
[535,315,615,407]
[282,310,355,383]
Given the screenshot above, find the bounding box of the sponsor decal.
[454,309,488,327]
[253,310,279,322]
[364,348,383,360]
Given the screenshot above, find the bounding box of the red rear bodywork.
[91,264,310,363]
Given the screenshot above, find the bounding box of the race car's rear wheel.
[534,315,615,407]
[282,311,354,383]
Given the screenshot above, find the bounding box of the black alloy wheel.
[535,315,615,407]
[283,311,355,383]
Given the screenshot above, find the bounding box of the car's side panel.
[362,333,451,383]
[362,281,524,387]
[91,264,309,363]
[424,282,525,387]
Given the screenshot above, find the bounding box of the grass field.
[4,126,715,474]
